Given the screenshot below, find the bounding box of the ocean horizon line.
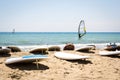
[0,31,120,33]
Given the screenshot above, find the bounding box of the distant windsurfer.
[12,29,15,34]
[78,20,86,39]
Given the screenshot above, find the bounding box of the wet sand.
[0,50,120,80]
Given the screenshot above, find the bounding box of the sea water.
[0,32,120,50]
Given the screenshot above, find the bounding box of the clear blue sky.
[0,0,120,32]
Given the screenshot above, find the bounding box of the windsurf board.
[54,52,89,60]
[5,55,48,64]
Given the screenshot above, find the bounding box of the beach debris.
[7,46,21,52]
[0,61,3,64]
[8,71,22,80]
[48,46,61,51]
[63,43,75,50]
[29,48,48,54]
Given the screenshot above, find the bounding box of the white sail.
[78,20,86,39]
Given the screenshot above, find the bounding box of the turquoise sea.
[0,32,120,46]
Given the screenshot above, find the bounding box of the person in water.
[78,33,85,39]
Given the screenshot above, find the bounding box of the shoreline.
[1,43,120,51]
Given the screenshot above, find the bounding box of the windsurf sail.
[78,20,86,39]
[12,29,15,34]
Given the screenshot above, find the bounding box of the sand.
[0,50,120,80]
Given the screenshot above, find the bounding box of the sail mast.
[78,20,81,39]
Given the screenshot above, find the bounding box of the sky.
[0,0,120,32]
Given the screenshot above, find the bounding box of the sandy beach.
[1,0,120,79]
[0,49,120,80]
